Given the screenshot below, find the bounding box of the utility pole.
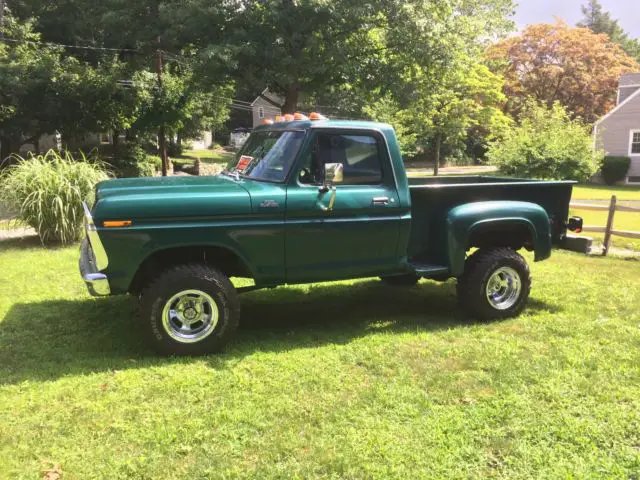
[0,0,6,40]
[156,38,168,177]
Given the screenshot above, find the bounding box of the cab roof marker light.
[293,112,309,120]
[274,115,283,122]
[261,118,274,125]
[309,112,327,120]
[283,114,294,121]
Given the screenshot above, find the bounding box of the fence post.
[602,195,617,256]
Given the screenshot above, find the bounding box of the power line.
[0,36,142,53]
[0,37,359,119]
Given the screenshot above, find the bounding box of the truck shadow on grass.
[0,280,558,385]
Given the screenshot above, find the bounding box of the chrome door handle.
[372,196,390,206]
[318,186,337,211]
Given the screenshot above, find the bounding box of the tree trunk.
[433,133,442,176]
[176,132,182,151]
[159,127,168,177]
[0,136,12,166]
[0,0,5,40]
[281,83,300,114]
[112,130,120,151]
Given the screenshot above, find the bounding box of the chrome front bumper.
[79,202,110,296]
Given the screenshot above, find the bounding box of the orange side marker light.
[103,220,132,228]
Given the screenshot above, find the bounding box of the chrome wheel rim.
[485,267,522,310]
[161,289,219,343]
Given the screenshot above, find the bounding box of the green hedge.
[600,156,630,185]
[110,144,157,177]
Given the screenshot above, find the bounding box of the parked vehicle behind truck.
[79,114,583,355]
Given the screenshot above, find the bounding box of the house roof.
[619,73,640,87]
[595,84,640,126]
[250,88,284,108]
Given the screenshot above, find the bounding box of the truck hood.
[93,174,252,221]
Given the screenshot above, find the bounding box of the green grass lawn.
[571,184,640,201]
[570,184,640,252]
[177,148,234,165]
[0,240,638,478]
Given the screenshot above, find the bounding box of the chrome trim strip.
[82,201,109,271]
[83,272,111,296]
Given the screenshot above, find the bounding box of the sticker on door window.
[235,155,253,172]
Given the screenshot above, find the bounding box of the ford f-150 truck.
[79,115,582,355]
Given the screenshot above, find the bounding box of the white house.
[594,72,640,184]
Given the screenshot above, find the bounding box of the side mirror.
[324,163,344,185]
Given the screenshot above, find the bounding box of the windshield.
[228,130,305,182]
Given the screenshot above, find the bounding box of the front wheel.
[138,264,240,356]
[456,248,531,320]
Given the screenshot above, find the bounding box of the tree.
[365,57,509,172]
[224,0,515,112]
[9,0,232,146]
[487,100,600,181]
[0,14,145,160]
[487,21,639,124]
[577,0,640,62]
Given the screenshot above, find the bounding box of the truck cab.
[79,114,581,355]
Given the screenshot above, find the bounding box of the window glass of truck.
[299,133,383,185]
[229,130,305,182]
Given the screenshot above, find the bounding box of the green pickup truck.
[80,117,582,355]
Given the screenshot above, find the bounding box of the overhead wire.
[1,38,362,119]
[0,36,142,53]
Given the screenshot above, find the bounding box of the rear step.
[408,262,449,277]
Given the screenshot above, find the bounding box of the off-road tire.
[456,248,531,320]
[138,264,240,356]
[380,274,420,286]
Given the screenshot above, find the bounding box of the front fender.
[446,201,552,276]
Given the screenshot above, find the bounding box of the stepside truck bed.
[407,176,575,264]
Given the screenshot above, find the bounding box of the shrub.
[167,141,182,157]
[600,156,630,185]
[111,144,156,177]
[0,150,108,244]
[487,100,601,181]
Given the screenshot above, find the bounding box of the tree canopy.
[577,0,640,63]
[487,21,639,124]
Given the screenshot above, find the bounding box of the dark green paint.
[87,120,575,294]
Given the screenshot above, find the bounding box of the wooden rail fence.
[569,195,640,256]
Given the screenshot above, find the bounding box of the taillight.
[566,216,583,233]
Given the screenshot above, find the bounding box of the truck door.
[285,129,402,282]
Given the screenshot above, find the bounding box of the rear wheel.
[456,248,531,320]
[380,274,420,286]
[138,264,240,356]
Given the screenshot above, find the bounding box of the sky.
[513,0,640,38]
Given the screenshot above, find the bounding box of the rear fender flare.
[446,201,552,276]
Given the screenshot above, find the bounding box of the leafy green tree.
[365,57,509,171]
[129,68,231,145]
[487,100,601,181]
[577,0,640,62]
[226,0,514,112]
[0,14,142,159]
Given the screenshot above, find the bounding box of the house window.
[630,131,640,155]
[258,107,265,119]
